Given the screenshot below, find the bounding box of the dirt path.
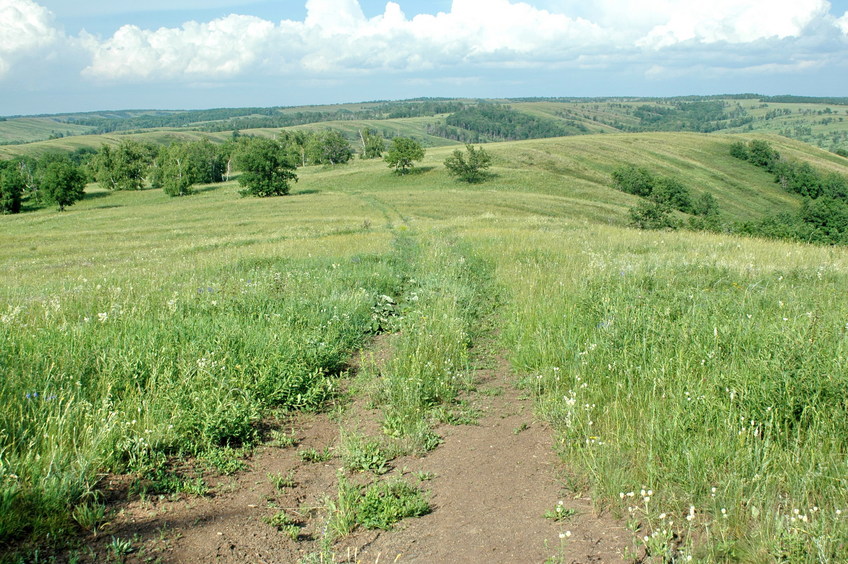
[350,354,634,563]
[80,341,635,564]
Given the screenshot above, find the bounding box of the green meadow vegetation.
[2,122,848,561]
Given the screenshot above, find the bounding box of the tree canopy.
[41,159,86,211]
[0,161,24,214]
[385,137,425,174]
[235,138,298,197]
[91,140,152,191]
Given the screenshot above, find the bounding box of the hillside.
[3,131,848,562]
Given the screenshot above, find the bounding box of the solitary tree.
[385,137,424,174]
[41,160,86,211]
[444,144,492,183]
[235,138,298,197]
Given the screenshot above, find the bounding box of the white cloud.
[81,0,608,80]
[82,15,279,80]
[636,0,830,48]
[837,11,848,34]
[4,0,848,90]
[0,0,61,77]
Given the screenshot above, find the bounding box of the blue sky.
[2,0,848,116]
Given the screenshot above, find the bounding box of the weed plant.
[325,474,429,539]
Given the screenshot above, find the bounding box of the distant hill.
[2,95,848,157]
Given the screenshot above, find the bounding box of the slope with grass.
[2,131,848,561]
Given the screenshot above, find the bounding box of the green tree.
[385,137,425,174]
[235,138,298,197]
[360,129,386,159]
[41,160,86,211]
[92,140,151,191]
[283,130,311,167]
[156,140,227,197]
[307,130,353,165]
[746,140,779,170]
[0,162,24,214]
[444,144,492,183]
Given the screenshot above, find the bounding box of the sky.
[1,0,848,116]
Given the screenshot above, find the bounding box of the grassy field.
[0,118,95,145]
[3,132,848,560]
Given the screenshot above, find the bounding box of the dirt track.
[80,339,636,563]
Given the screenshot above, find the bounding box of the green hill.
[3,128,848,560]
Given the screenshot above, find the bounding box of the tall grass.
[476,222,848,560]
[0,251,406,543]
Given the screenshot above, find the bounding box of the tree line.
[429,104,569,143]
[0,125,494,212]
[618,139,848,246]
[611,164,720,230]
[60,101,472,135]
[731,140,848,244]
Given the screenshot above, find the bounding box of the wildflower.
[97,312,108,322]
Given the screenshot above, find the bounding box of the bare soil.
[73,338,636,563]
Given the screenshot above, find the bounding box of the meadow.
[2,132,848,561]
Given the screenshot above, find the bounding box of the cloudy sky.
[2,0,848,116]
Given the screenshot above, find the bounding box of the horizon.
[7,92,848,120]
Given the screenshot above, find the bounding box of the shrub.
[650,176,693,214]
[628,201,678,230]
[611,164,654,197]
[444,144,492,183]
[729,141,749,160]
[692,192,720,217]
